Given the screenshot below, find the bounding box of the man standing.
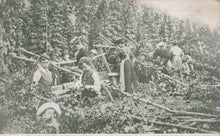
[33,53,53,96]
[119,51,137,93]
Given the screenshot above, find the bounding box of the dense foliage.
[0,0,220,134]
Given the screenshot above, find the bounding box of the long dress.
[170,46,184,71]
[120,59,137,93]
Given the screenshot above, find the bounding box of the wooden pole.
[0,76,10,84]
[98,48,117,85]
[12,55,81,77]
[13,55,37,63]
[159,72,189,87]
[50,63,81,77]
[117,89,218,118]
[19,47,39,57]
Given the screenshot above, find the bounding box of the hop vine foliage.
[0,0,220,134]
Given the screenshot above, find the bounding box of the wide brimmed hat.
[36,102,61,117]
[139,52,147,58]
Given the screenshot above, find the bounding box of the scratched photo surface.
[0,0,220,134]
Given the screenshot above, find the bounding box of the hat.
[171,40,178,45]
[78,57,92,67]
[157,42,165,48]
[139,52,147,57]
[39,53,50,61]
[113,38,124,45]
[90,49,98,55]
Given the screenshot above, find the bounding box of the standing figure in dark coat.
[133,53,149,83]
[119,51,137,93]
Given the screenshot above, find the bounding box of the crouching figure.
[78,57,101,105]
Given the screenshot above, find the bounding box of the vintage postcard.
[0,0,219,134]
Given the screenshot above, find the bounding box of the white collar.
[37,63,49,73]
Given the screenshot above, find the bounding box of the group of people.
[32,42,101,126]
[152,41,194,74]
[31,38,197,127]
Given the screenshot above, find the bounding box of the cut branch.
[117,90,218,118]
[102,86,114,102]
[12,55,80,76]
[0,77,10,84]
[50,63,81,77]
[19,47,39,57]
[53,60,76,65]
[129,115,218,133]
[13,55,37,63]
[159,72,188,87]
[185,119,220,123]
[91,53,106,61]
[151,121,218,133]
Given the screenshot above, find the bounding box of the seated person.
[78,57,101,98]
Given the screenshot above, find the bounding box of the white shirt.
[170,46,184,56]
[33,64,52,84]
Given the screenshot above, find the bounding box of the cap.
[39,53,50,61]
[157,42,165,48]
[113,38,124,45]
[90,49,98,55]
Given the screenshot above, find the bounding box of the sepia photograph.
[0,0,220,134]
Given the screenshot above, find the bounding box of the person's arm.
[33,70,41,84]
[85,72,101,96]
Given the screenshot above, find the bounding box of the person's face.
[140,55,146,61]
[80,63,90,72]
[40,59,49,69]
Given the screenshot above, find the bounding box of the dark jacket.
[124,60,137,93]
[76,48,88,64]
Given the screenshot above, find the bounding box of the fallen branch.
[117,90,218,118]
[116,32,140,47]
[19,47,39,57]
[185,118,220,123]
[102,86,114,102]
[159,72,189,87]
[91,53,106,61]
[51,63,81,77]
[0,77,10,84]
[53,60,76,65]
[13,55,37,63]
[129,115,217,133]
[93,44,118,49]
[151,121,218,133]
[12,55,81,76]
